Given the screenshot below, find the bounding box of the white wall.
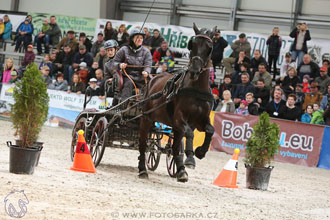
[0,0,12,11]
[18,0,100,18]
[302,0,330,16]
[240,0,293,13]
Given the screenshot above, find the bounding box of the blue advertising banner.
[317,126,330,170]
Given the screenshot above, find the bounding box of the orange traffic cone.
[70,130,96,173]
[213,148,240,188]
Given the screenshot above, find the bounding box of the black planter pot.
[7,141,43,175]
[15,140,43,166]
[245,164,274,190]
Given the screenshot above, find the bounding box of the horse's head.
[187,23,216,80]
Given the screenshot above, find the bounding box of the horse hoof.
[194,147,206,160]
[176,169,188,182]
[184,157,196,169]
[138,171,149,179]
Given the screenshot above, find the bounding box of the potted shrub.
[244,112,280,190]
[8,63,49,174]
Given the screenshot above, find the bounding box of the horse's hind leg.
[138,117,153,179]
[195,122,214,160]
[184,126,196,169]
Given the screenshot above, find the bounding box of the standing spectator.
[266,27,282,80]
[302,82,323,110]
[104,21,117,41]
[295,83,305,110]
[211,29,228,72]
[67,73,85,94]
[302,75,311,93]
[250,49,267,77]
[91,32,105,57]
[279,52,296,82]
[266,88,286,119]
[73,45,93,69]
[54,43,75,80]
[320,85,330,110]
[40,65,52,86]
[283,94,300,121]
[56,30,78,52]
[14,18,32,52]
[1,58,16,84]
[94,47,109,71]
[233,73,255,105]
[311,103,324,125]
[143,27,152,47]
[21,45,35,67]
[252,63,272,89]
[47,16,61,48]
[301,104,313,123]
[245,93,259,115]
[153,41,173,65]
[150,29,164,55]
[234,100,249,115]
[215,90,235,113]
[78,32,92,53]
[254,78,270,112]
[218,74,234,99]
[223,33,251,74]
[116,24,129,46]
[2,15,12,40]
[297,54,320,82]
[315,66,330,94]
[282,67,299,96]
[290,22,311,66]
[35,18,50,55]
[48,72,68,91]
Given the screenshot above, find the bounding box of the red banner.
[211,113,324,167]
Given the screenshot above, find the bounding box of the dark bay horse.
[138,23,216,182]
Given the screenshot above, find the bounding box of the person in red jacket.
[152,41,174,65]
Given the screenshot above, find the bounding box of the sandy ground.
[0,120,329,220]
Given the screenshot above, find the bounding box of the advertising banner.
[317,126,330,170]
[211,112,324,167]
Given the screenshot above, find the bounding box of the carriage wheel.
[89,117,108,167]
[145,133,161,171]
[71,117,87,161]
[166,138,184,178]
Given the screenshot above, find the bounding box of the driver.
[112,27,152,101]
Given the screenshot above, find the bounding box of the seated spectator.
[39,54,52,72]
[94,47,109,71]
[211,85,220,110]
[87,62,99,83]
[56,30,78,52]
[54,44,75,81]
[0,18,5,38]
[252,63,272,89]
[77,62,89,86]
[232,73,255,105]
[142,27,152,48]
[254,78,270,112]
[86,78,101,96]
[14,18,32,52]
[231,62,250,85]
[297,54,320,82]
[219,74,234,99]
[48,72,68,91]
[153,41,173,65]
[266,88,286,119]
[283,94,301,121]
[40,65,52,86]
[322,59,330,77]
[279,52,296,82]
[320,85,330,110]
[215,90,235,113]
[282,67,299,96]
[104,21,117,41]
[95,69,103,87]
[2,15,12,40]
[1,58,16,84]
[150,29,165,54]
[302,75,311,93]
[311,103,324,125]
[35,18,50,55]
[234,100,249,115]
[91,32,105,57]
[233,50,250,74]
[78,32,92,53]
[245,92,259,115]
[302,82,323,110]
[315,66,330,94]
[301,104,313,123]
[117,24,129,46]
[295,83,305,109]
[22,45,35,67]
[67,73,85,94]
[250,49,267,77]
[9,71,18,84]
[266,27,282,80]
[73,45,93,70]
[156,49,175,73]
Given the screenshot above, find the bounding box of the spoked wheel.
[71,117,87,161]
[166,138,184,178]
[89,117,108,167]
[145,133,161,171]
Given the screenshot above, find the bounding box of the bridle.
[189,34,213,73]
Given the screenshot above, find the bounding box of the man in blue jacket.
[233,72,255,106]
[14,18,32,52]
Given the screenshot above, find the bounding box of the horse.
[138,23,216,182]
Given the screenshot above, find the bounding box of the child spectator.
[1,58,16,84]
[14,18,32,52]
[266,27,282,80]
[35,17,50,55]
[279,52,296,82]
[282,67,299,96]
[311,103,324,125]
[40,65,52,86]
[39,54,52,71]
[234,100,249,115]
[67,73,85,94]
[156,49,175,73]
[302,75,311,93]
[2,15,12,40]
[77,62,89,86]
[86,78,101,96]
[301,104,313,123]
[212,85,220,110]
[48,73,68,91]
[295,84,305,110]
[8,71,18,84]
[22,44,35,67]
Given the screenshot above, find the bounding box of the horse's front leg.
[195,121,214,160]
[184,126,196,169]
[172,129,188,182]
[138,117,153,179]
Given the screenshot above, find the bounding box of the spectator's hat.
[79,62,87,67]
[27,44,33,49]
[239,33,246,38]
[43,17,49,23]
[79,32,86,37]
[56,72,64,79]
[89,78,97,83]
[303,74,312,81]
[67,30,75,34]
[310,81,320,89]
[11,71,17,76]
[24,18,29,22]
[320,66,328,72]
[240,100,248,106]
[79,44,86,50]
